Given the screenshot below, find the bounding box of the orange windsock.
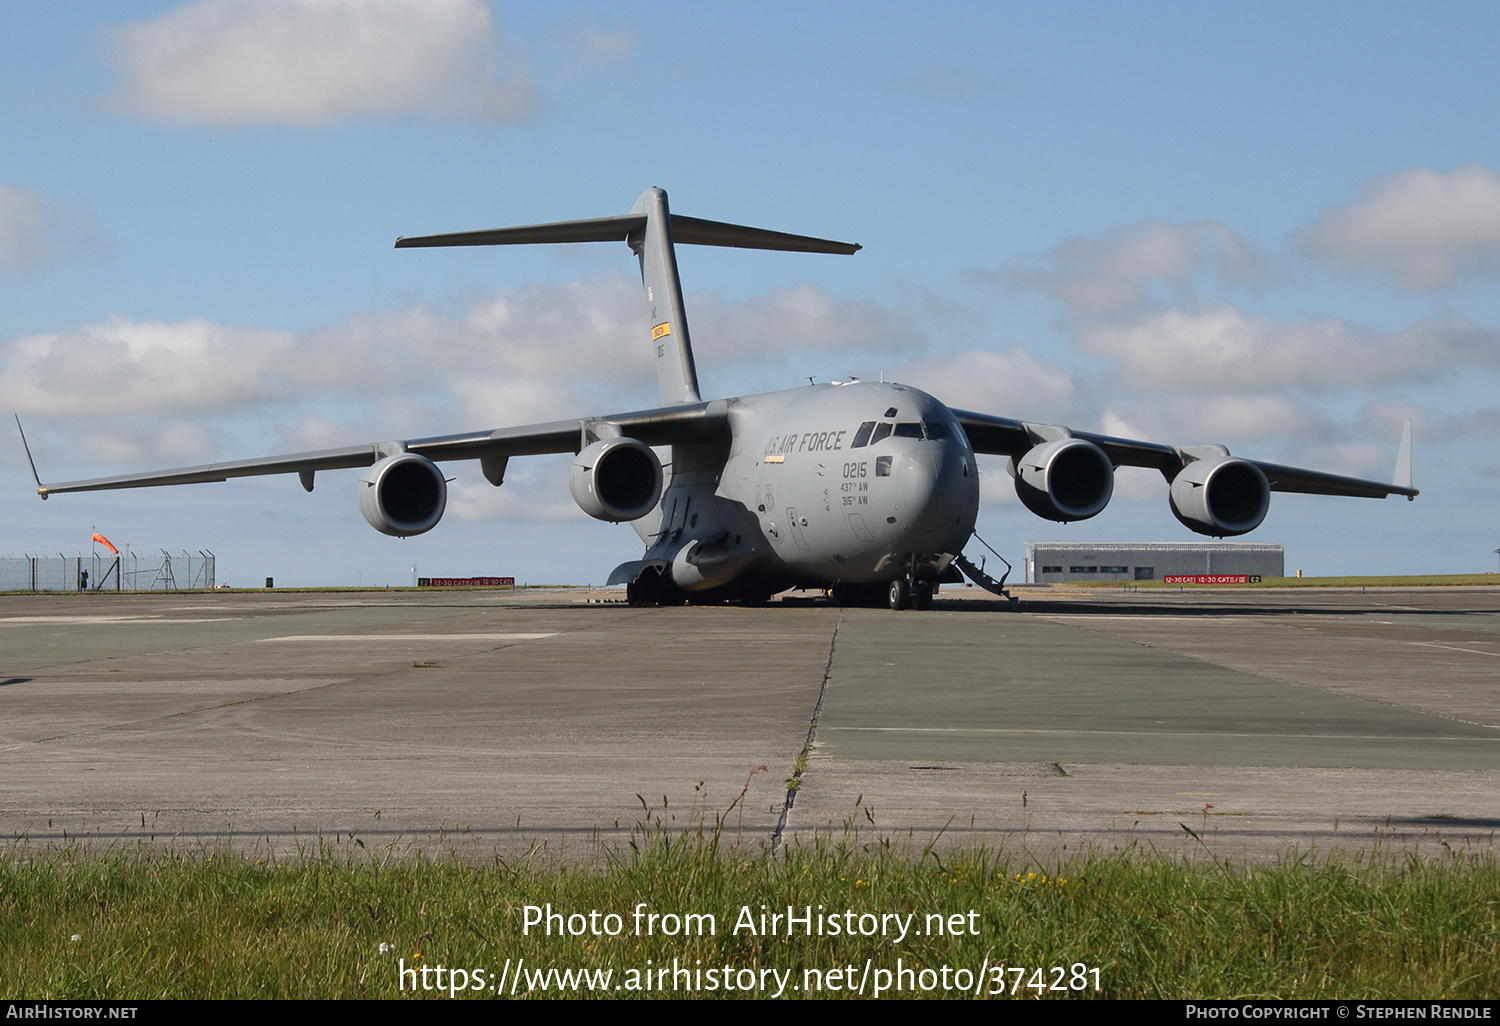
[92,533,119,555]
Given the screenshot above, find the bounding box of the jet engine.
[358,453,447,537]
[1169,456,1270,537]
[1012,439,1114,522]
[569,437,663,522]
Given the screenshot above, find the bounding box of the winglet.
[14,415,47,499]
[1394,420,1414,498]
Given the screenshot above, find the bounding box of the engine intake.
[1169,456,1270,537]
[1012,439,1114,522]
[569,438,663,522]
[358,453,447,537]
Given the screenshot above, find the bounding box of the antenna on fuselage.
[395,188,860,407]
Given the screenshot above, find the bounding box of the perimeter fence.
[0,551,215,592]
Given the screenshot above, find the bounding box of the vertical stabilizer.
[629,188,701,404]
[394,189,857,406]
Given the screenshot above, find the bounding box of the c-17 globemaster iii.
[22,188,1417,609]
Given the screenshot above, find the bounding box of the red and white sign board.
[1162,575,1261,584]
[422,577,516,588]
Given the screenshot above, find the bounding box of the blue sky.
[4,1,1499,585]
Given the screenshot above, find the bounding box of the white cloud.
[1076,307,1500,393]
[67,418,222,466]
[4,316,300,416]
[1446,409,1500,438]
[0,182,50,269]
[274,413,375,452]
[459,277,653,385]
[989,219,1268,318]
[2,277,651,422]
[689,283,924,360]
[447,457,581,524]
[107,0,533,127]
[1099,395,1337,445]
[1097,401,1405,482]
[892,347,1075,421]
[5,276,910,468]
[1299,166,1500,290]
[1269,440,1401,481]
[1360,398,1427,441]
[1371,404,1500,443]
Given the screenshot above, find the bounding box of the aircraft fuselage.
[632,380,978,600]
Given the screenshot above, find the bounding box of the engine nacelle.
[358,453,447,537]
[1012,439,1114,522]
[569,438,663,522]
[1169,456,1270,537]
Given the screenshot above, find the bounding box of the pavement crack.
[771,610,840,849]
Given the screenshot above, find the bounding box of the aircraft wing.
[27,401,730,498]
[951,409,1418,499]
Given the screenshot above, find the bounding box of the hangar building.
[1024,541,1285,584]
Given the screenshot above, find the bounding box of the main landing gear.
[626,570,685,606]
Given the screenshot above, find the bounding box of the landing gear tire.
[912,581,933,611]
[888,578,910,611]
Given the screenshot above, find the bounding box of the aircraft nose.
[892,440,975,542]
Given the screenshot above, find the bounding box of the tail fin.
[396,187,859,405]
[629,188,699,403]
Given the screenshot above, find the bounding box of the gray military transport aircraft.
[23,188,1417,609]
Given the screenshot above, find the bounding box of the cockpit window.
[851,421,875,448]
[878,420,954,442]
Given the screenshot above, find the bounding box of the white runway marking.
[1409,641,1500,658]
[0,616,236,625]
[1036,615,1238,623]
[258,633,558,642]
[826,726,1500,742]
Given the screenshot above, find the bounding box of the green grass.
[2,832,1496,1000]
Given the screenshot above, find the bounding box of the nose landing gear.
[887,578,908,610]
[887,577,933,610]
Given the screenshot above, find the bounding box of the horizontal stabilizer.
[397,214,859,255]
[396,214,646,249]
[670,215,860,254]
